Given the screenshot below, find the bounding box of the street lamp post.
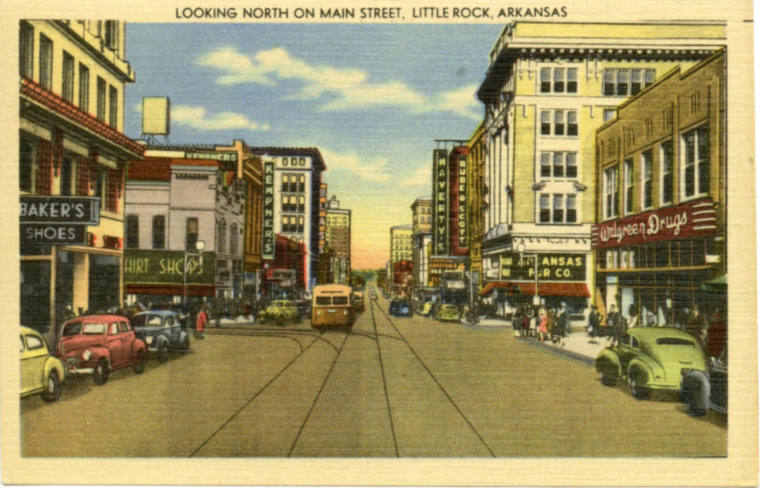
[183,240,206,308]
[516,242,540,308]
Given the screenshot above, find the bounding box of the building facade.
[124,154,245,302]
[252,147,326,292]
[390,224,413,264]
[467,122,486,289]
[19,20,143,341]
[475,21,725,319]
[593,49,726,327]
[325,195,352,284]
[410,197,432,288]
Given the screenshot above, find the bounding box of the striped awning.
[480,281,589,298]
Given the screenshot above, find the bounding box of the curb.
[517,336,597,365]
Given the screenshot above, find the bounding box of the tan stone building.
[411,196,432,288]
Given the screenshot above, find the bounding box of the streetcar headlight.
[82,350,92,361]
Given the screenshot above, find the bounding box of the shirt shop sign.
[592,198,717,249]
[20,196,100,246]
[499,253,586,281]
[262,162,275,259]
[124,250,215,285]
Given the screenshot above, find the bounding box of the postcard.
[2,0,757,486]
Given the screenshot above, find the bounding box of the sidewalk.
[460,316,608,364]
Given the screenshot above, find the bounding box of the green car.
[595,327,707,400]
[435,304,461,322]
[260,300,301,326]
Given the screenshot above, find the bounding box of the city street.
[21,294,726,458]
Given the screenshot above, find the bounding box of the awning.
[700,274,726,292]
[480,281,590,298]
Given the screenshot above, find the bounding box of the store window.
[641,149,654,209]
[681,125,710,198]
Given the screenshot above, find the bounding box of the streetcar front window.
[316,297,331,306]
[333,296,349,305]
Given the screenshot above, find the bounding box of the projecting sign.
[20,224,87,246]
[499,253,586,281]
[262,162,276,260]
[20,196,100,225]
[456,155,467,249]
[432,149,448,255]
[124,250,215,285]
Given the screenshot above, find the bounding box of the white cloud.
[320,148,391,183]
[196,46,479,119]
[400,164,432,187]
[171,105,270,132]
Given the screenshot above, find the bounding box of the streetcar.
[351,290,365,313]
[311,284,356,328]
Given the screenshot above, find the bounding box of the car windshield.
[82,323,106,335]
[61,322,82,336]
[132,315,162,327]
[656,337,696,346]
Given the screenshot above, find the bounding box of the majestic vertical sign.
[262,162,275,260]
[457,154,468,250]
[432,149,448,255]
[318,182,327,254]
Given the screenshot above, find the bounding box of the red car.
[57,315,147,385]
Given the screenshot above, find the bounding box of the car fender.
[627,357,661,385]
[43,356,65,383]
[131,338,147,356]
[154,334,170,348]
[595,349,622,377]
[87,346,112,366]
[680,369,710,405]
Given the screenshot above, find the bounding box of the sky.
[124,23,504,269]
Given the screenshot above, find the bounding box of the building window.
[298,216,305,233]
[152,215,165,249]
[20,22,33,78]
[540,151,578,179]
[60,157,73,196]
[126,215,139,249]
[218,220,227,254]
[96,77,106,122]
[539,194,550,223]
[566,68,577,93]
[541,110,577,137]
[604,165,619,219]
[78,64,89,112]
[298,174,305,192]
[623,158,634,214]
[38,34,53,90]
[603,109,616,122]
[229,223,238,255]
[566,195,577,223]
[186,217,198,251]
[108,85,118,127]
[539,67,577,93]
[603,68,656,97]
[95,168,106,209]
[19,137,36,192]
[540,68,550,93]
[660,140,673,204]
[641,149,653,209]
[104,21,119,51]
[62,52,75,102]
[682,125,710,198]
[539,193,577,224]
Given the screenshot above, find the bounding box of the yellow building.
[594,49,726,328]
[466,122,485,289]
[475,21,725,320]
[390,225,413,264]
[410,196,432,288]
[20,20,142,341]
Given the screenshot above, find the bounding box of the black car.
[131,310,191,362]
[388,300,413,317]
[294,299,311,318]
[680,346,727,416]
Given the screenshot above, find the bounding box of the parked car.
[57,315,147,385]
[595,327,707,400]
[680,346,727,416]
[294,299,312,318]
[388,300,413,317]
[435,304,461,322]
[260,300,301,325]
[131,310,190,362]
[20,326,65,402]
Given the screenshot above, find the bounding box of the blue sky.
[125,23,504,268]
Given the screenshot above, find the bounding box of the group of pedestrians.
[512,303,571,346]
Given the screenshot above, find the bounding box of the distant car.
[388,300,413,317]
[131,310,190,362]
[369,290,378,300]
[680,346,727,416]
[595,327,707,400]
[418,301,434,317]
[435,304,460,322]
[352,292,365,312]
[294,299,312,318]
[260,300,301,325]
[20,326,65,402]
[57,315,147,385]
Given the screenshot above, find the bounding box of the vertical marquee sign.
[457,153,468,250]
[432,149,449,255]
[262,161,275,260]
[318,182,327,254]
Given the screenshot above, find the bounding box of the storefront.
[592,198,725,326]
[124,249,216,306]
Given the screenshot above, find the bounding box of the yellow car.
[20,326,65,402]
[260,300,301,325]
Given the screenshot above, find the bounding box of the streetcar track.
[287,329,352,457]
[371,299,496,457]
[188,333,322,457]
[369,298,400,457]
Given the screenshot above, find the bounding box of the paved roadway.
[21,293,726,457]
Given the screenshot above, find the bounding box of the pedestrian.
[527,306,537,338]
[607,304,622,345]
[195,304,207,340]
[706,306,726,358]
[685,302,708,347]
[512,307,522,337]
[554,303,569,346]
[538,306,548,342]
[627,304,640,329]
[587,306,600,343]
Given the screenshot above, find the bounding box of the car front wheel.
[601,373,616,387]
[92,359,109,385]
[41,370,62,402]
